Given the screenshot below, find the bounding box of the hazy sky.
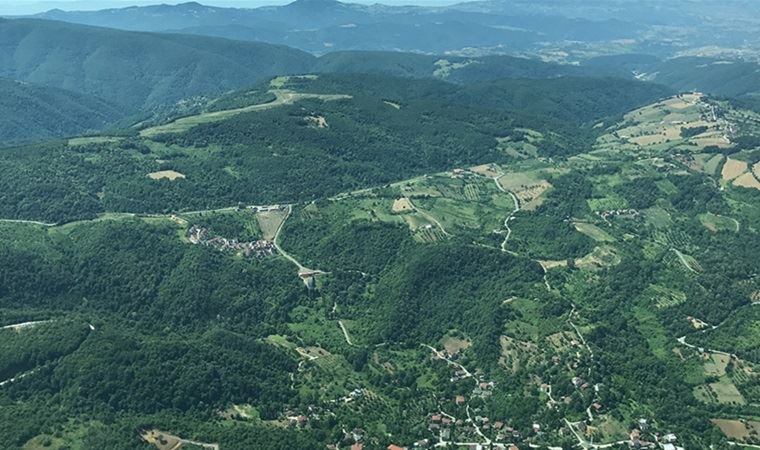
[0,0,459,15]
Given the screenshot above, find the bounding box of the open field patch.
[576,245,621,269]
[733,172,760,190]
[469,164,500,178]
[710,419,760,442]
[704,154,725,175]
[391,197,414,213]
[441,335,471,356]
[642,284,686,309]
[703,353,730,377]
[695,378,746,405]
[147,170,185,181]
[574,222,615,242]
[141,429,218,450]
[256,207,289,240]
[68,136,123,146]
[722,158,748,181]
[497,172,552,209]
[140,90,350,137]
[699,212,739,232]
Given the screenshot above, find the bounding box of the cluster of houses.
[187,225,276,258]
[597,208,639,220]
[627,420,683,450]
[427,410,522,444]
[285,405,324,429]
[337,388,366,404]
[451,168,471,179]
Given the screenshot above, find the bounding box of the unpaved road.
[492,175,520,252]
[272,205,327,277]
[338,320,355,346]
[0,320,51,331]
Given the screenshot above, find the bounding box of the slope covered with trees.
[0,18,315,111]
[0,78,124,143]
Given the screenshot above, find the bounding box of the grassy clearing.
[705,154,726,175]
[644,206,672,228]
[703,353,730,377]
[634,306,669,359]
[711,418,760,442]
[147,170,185,181]
[497,171,552,210]
[67,136,122,146]
[440,334,472,355]
[140,90,351,137]
[641,284,687,309]
[576,245,621,268]
[256,208,289,241]
[573,222,615,242]
[699,212,739,232]
[391,197,414,213]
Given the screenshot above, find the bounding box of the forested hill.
[0,18,315,112]
[0,78,124,143]
[311,51,588,82]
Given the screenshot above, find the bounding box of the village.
[187,225,277,258]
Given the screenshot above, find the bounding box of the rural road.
[422,344,476,385]
[1,320,51,331]
[407,198,452,237]
[338,320,355,346]
[272,205,327,277]
[671,248,698,273]
[491,175,520,252]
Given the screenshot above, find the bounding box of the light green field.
[67,136,123,146]
[256,208,289,241]
[140,90,351,137]
[699,212,740,232]
[588,194,628,212]
[644,206,673,228]
[574,222,615,242]
[695,378,746,405]
[642,284,687,309]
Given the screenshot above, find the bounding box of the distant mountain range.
[16,0,660,56]
[24,0,760,57]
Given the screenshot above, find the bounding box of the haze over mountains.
[1,0,759,141]
[27,0,760,57]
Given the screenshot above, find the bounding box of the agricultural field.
[596,93,733,154]
[712,419,760,443]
